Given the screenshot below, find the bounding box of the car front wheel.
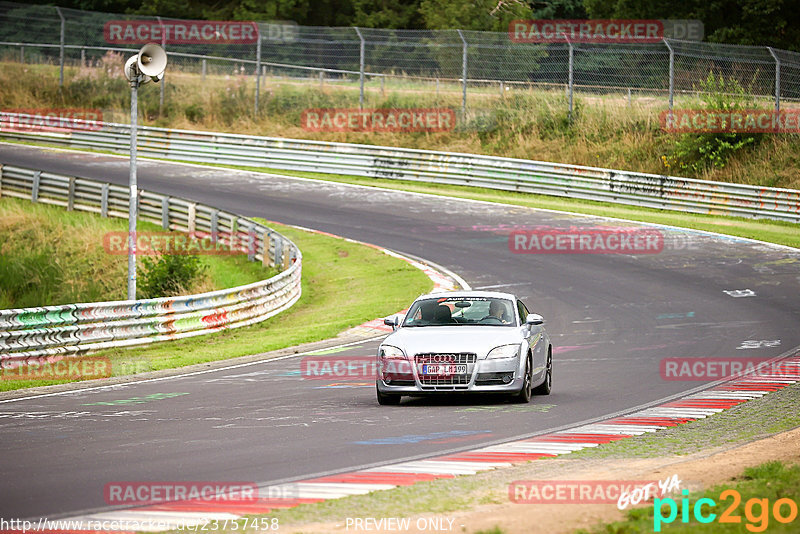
[533,348,552,396]
[377,388,402,405]
[511,353,533,403]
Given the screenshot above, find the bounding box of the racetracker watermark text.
[104,481,258,505]
[661,109,800,133]
[660,358,800,381]
[0,109,103,132]
[103,231,257,256]
[509,227,665,254]
[510,19,663,43]
[301,108,455,132]
[104,20,258,44]
[0,357,111,381]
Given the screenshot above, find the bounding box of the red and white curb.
[61,355,800,530]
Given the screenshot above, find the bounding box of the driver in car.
[484,300,511,324]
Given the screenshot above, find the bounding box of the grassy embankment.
[1,58,798,189]
[0,197,432,392]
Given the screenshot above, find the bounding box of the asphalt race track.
[1,144,799,520]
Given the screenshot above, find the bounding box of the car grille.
[414,353,476,387]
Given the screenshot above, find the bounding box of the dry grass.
[1,58,798,189]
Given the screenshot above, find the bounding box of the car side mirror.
[383,314,403,330]
[525,313,544,326]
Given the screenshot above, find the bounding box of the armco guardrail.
[0,163,301,364]
[1,113,798,223]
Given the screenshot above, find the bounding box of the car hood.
[383,326,525,359]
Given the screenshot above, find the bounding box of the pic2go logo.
[654,489,798,532]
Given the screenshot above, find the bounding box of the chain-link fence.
[1,0,799,119]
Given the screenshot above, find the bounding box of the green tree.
[420,0,533,31]
[352,0,424,28]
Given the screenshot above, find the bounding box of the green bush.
[665,72,763,174]
[138,254,207,299]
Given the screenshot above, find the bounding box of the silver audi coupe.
[376,291,552,405]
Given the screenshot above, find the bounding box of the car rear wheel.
[377,388,402,405]
[533,348,552,396]
[511,353,533,403]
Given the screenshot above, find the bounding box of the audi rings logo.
[428,354,455,363]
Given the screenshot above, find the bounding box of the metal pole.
[457,29,467,114]
[664,39,674,115]
[20,45,24,64]
[563,34,573,122]
[202,58,207,81]
[128,79,139,300]
[157,16,165,116]
[56,7,65,87]
[355,27,365,109]
[767,47,781,114]
[80,47,85,67]
[255,24,262,115]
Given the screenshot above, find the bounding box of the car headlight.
[380,345,406,359]
[486,344,520,359]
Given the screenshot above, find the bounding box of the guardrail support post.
[0,164,3,198]
[275,237,284,269]
[255,24,262,116]
[101,183,109,217]
[187,203,196,232]
[457,29,467,114]
[211,210,219,242]
[161,197,169,229]
[32,171,41,203]
[67,177,75,211]
[282,243,291,270]
[55,7,65,88]
[767,47,781,115]
[355,27,365,109]
[262,231,271,267]
[664,39,674,115]
[247,226,256,262]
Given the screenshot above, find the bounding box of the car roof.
[413,290,517,301]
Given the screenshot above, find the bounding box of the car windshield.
[403,297,516,327]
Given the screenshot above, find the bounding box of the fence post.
[561,33,573,122]
[202,58,207,81]
[255,24,262,116]
[319,70,324,88]
[457,29,467,114]
[767,47,781,115]
[355,27,365,109]
[20,45,24,64]
[55,7,65,87]
[80,47,85,67]
[664,39,674,115]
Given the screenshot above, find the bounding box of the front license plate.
[422,364,467,375]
